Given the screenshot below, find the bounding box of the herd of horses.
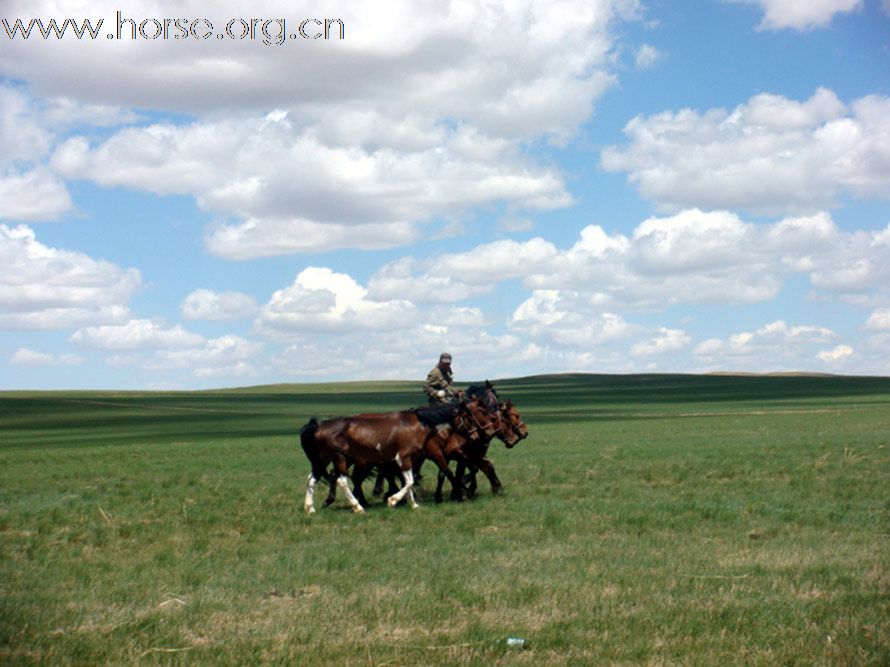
[299,382,528,514]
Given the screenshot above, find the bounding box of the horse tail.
[300,416,319,439]
[299,417,324,477]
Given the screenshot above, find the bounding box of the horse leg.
[332,456,365,514]
[306,465,336,514]
[412,453,427,486]
[453,460,473,500]
[300,420,329,515]
[372,466,385,496]
[385,466,402,501]
[427,447,464,503]
[475,457,502,495]
[465,463,478,499]
[351,463,372,508]
[322,469,338,507]
[435,467,446,503]
[387,459,418,509]
[304,472,317,515]
[424,431,464,503]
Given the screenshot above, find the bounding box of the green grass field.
[1,374,888,665]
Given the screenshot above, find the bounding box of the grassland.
[1,374,888,665]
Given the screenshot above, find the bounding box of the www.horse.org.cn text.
[2,12,346,47]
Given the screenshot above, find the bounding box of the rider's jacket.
[423,364,455,402]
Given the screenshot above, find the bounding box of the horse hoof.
[353,506,365,514]
[304,506,316,515]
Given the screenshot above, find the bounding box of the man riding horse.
[424,352,460,405]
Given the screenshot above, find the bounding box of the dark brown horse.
[432,400,528,502]
[300,398,495,513]
[321,397,496,509]
[370,381,502,497]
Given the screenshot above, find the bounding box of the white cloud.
[95,331,263,379]
[256,267,416,336]
[864,308,890,330]
[181,289,257,321]
[268,322,520,382]
[430,306,488,328]
[634,44,662,69]
[601,89,890,214]
[379,209,883,312]
[367,257,490,304]
[509,290,636,347]
[10,347,84,366]
[40,96,140,129]
[52,114,571,257]
[193,362,258,380]
[0,224,139,329]
[0,1,638,136]
[498,217,535,232]
[811,228,890,295]
[0,86,52,164]
[744,0,862,31]
[149,334,262,372]
[0,84,137,222]
[71,319,204,350]
[817,344,854,362]
[9,0,646,256]
[204,218,420,259]
[694,320,837,370]
[435,237,560,282]
[631,327,690,356]
[368,237,560,304]
[0,167,72,221]
[510,340,646,375]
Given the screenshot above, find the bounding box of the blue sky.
[1,0,889,389]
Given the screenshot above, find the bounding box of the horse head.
[497,400,528,448]
[458,395,497,439]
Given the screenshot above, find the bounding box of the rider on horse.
[424,352,461,405]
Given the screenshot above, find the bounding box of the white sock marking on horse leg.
[337,475,365,513]
[304,474,317,515]
[388,469,414,507]
[408,482,419,509]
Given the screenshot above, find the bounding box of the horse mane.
[466,380,497,398]
[465,380,498,410]
[413,403,458,427]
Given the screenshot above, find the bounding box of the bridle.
[497,402,527,443]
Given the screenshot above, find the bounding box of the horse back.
[316,411,426,464]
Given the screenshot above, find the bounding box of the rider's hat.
[439,352,452,363]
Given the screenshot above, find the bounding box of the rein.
[456,398,493,439]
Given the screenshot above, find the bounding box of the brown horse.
[300,398,495,514]
[321,397,496,509]
[432,400,528,502]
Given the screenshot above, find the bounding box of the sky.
[1,0,889,390]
